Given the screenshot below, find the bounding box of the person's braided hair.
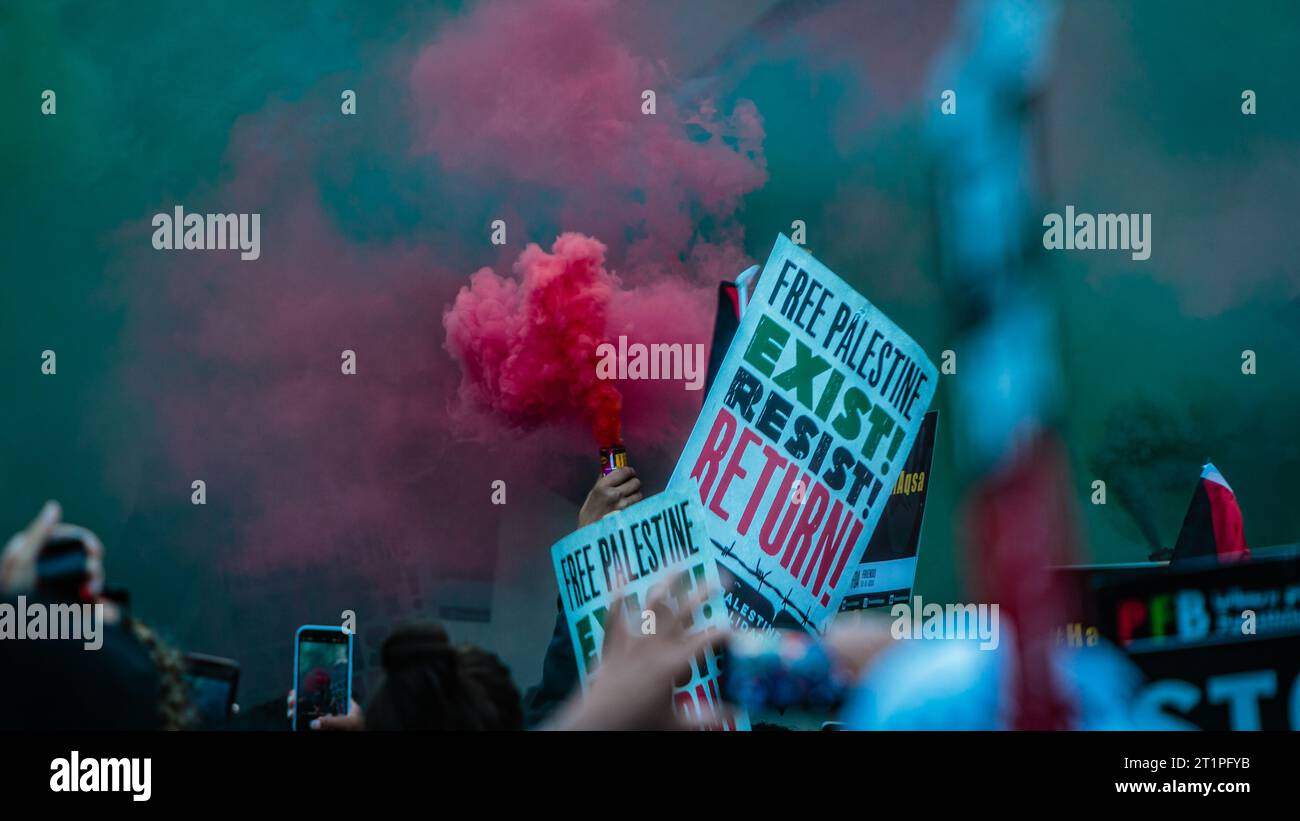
[125,617,197,730]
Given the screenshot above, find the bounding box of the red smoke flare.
[444,232,624,446]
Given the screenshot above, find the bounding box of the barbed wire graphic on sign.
[712,538,819,631]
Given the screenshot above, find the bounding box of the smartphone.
[720,629,850,714]
[292,625,353,731]
[183,652,240,728]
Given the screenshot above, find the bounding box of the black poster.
[839,410,938,611]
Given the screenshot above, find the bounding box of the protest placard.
[670,234,938,634]
[840,409,938,612]
[550,484,744,729]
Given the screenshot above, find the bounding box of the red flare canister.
[600,444,629,475]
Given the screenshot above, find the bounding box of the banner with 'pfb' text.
[670,234,938,635]
[549,484,746,730]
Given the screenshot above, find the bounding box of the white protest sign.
[550,484,745,730]
[669,234,938,633]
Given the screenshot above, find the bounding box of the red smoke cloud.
[409,0,766,281]
[418,0,768,456]
[114,0,768,591]
[444,233,624,447]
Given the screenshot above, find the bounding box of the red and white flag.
[1171,463,1250,563]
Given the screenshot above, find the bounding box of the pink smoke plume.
[420,0,768,455]
[112,0,768,590]
[408,0,766,281]
[444,233,624,447]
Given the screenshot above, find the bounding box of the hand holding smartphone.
[292,625,353,731]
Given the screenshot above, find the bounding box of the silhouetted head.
[364,622,522,731]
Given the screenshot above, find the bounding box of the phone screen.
[293,627,352,731]
[183,653,240,728]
